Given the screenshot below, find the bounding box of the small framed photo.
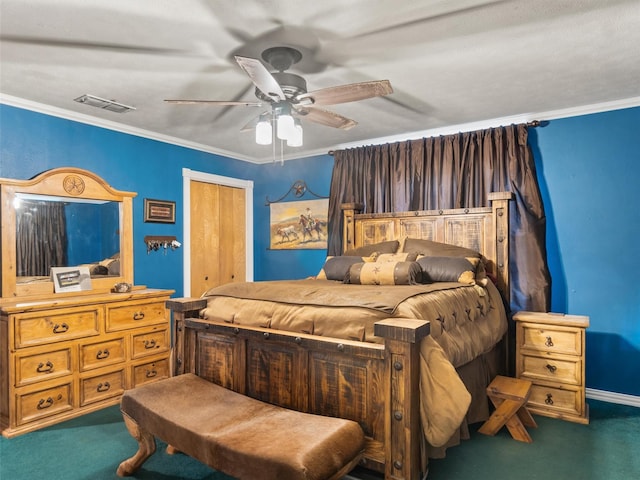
[51,266,92,293]
[144,198,176,223]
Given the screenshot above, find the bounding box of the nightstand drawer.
[528,383,582,417]
[518,354,582,385]
[517,322,582,356]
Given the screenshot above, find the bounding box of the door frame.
[182,168,254,297]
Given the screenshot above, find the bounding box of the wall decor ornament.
[144,198,176,223]
[270,198,329,250]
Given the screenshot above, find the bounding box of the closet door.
[190,181,246,297]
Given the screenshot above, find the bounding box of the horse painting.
[299,214,324,242]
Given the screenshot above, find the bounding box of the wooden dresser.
[0,288,173,437]
[1,168,175,437]
[514,311,589,424]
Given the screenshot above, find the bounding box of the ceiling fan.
[164,46,393,146]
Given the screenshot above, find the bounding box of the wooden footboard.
[167,298,429,480]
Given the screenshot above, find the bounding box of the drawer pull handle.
[97,382,111,392]
[53,323,69,334]
[96,349,110,360]
[546,364,557,373]
[545,393,554,405]
[144,339,157,349]
[133,312,145,321]
[36,361,54,373]
[146,369,157,378]
[545,336,554,347]
[37,397,54,410]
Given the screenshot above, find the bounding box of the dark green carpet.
[1,400,638,479]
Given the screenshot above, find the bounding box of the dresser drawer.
[105,301,166,332]
[528,383,583,417]
[131,328,170,359]
[16,348,72,386]
[14,307,101,348]
[80,369,125,406]
[80,337,126,371]
[517,322,582,356]
[132,358,169,387]
[518,354,582,385]
[17,382,73,426]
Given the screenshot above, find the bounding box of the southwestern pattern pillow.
[346,261,422,285]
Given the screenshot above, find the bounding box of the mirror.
[1,167,135,299]
[14,194,121,281]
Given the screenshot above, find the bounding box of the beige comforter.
[200,279,507,447]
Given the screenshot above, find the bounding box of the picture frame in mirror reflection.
[144,198,176,223]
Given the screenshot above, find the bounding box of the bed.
[167,192,513,480]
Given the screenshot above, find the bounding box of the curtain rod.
[327,120,542,156]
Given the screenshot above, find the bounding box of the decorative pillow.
[402,237,481,258]
[316,255,376,281]
[417,256,481,285]
[376,252,419,263]
[346,261,422,285]
[344,239,399,257]
[402,237,489,285]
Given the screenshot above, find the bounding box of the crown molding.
[3,93,639,164]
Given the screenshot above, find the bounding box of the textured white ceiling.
[1,0,639,163]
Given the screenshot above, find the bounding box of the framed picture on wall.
[144,198,176,223]
[270,198,328,250]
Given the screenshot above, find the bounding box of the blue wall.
[530,107,640,397]
[1,103,639,398]
[0,105,259,295]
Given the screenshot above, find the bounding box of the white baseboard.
[586,388,640,408]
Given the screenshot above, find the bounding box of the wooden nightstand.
[513,311,589,424]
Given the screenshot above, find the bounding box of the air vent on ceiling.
[74,94,136,113]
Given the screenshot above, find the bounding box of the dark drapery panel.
[327,124,550,313]
[16,200,68,276]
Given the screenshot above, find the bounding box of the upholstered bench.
[116,373,365,480]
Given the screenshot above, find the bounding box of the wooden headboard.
[342,192,513,302]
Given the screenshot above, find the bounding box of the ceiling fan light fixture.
[275,102,296,141]
[287,119,303,147]
[255,115,272,145]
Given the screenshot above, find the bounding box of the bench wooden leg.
[117,413,157,477]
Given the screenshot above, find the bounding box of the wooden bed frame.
[167,192,512,480]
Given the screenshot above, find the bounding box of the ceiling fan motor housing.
[255,72,307,102]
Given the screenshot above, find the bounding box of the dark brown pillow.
[417,256,480,285]
[344,240,399,257]
[402,237,480,258]
[316,256,374,281]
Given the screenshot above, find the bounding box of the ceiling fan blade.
[294,106,357,130]
[164,100,263,106]
[0,34,198,57]
[234,55,285,101]
[297,80,392,106]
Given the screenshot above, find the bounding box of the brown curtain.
[327,123,550,313]
[16,200,68,276]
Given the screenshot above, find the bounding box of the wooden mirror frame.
[0,167,135,299]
